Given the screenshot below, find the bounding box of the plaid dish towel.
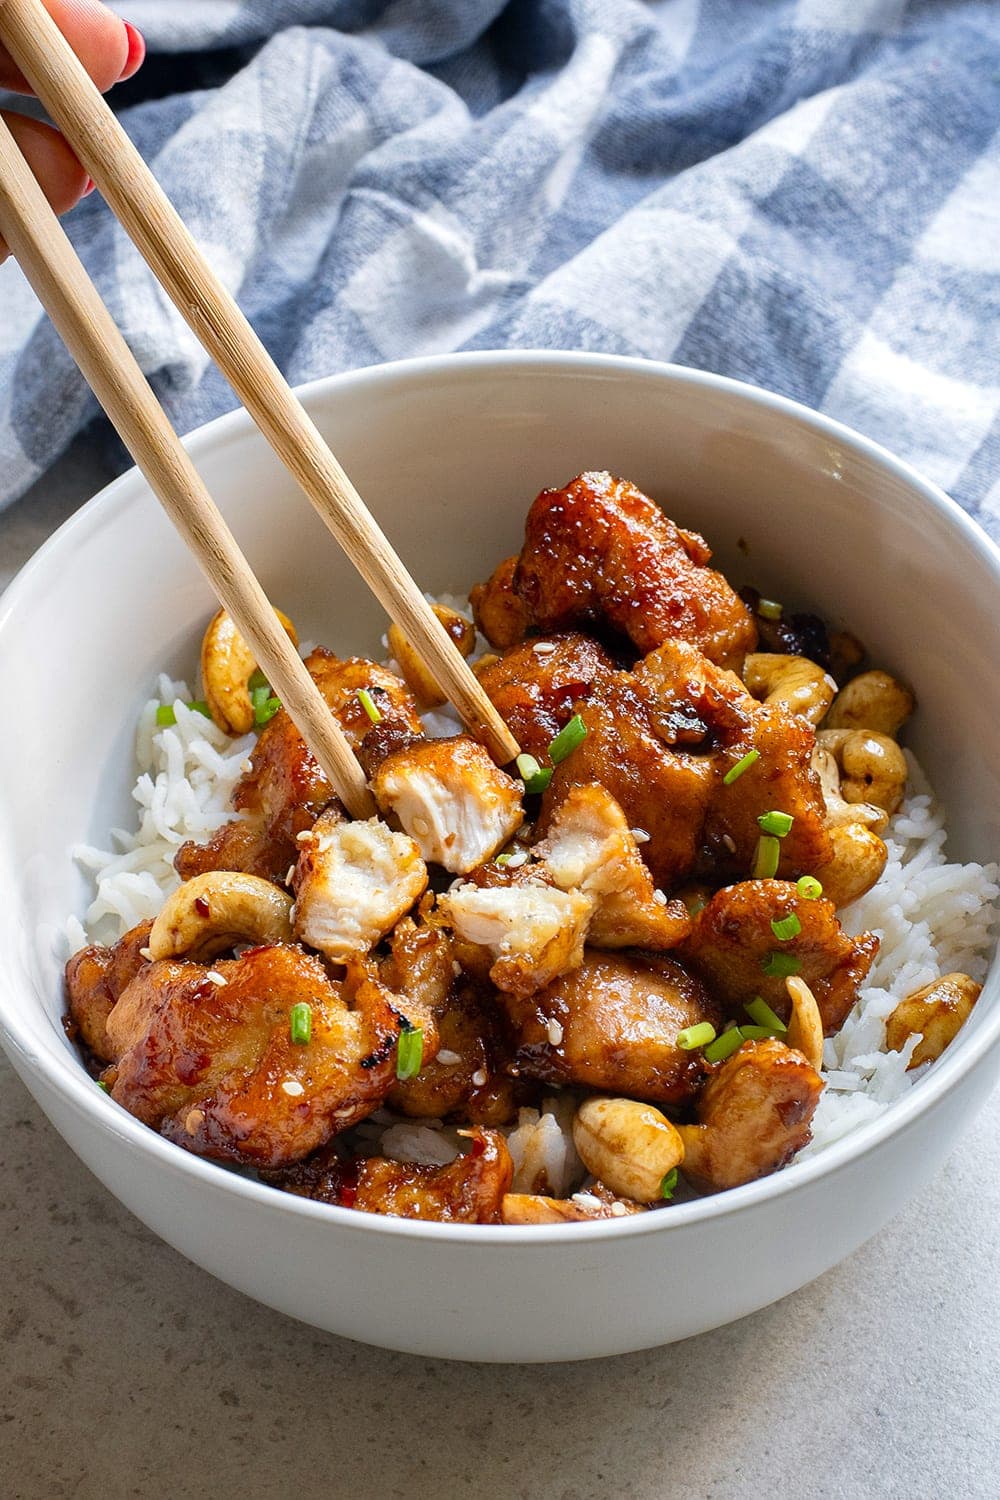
[0,0,997,538]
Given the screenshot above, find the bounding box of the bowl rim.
[1,348,998,1248]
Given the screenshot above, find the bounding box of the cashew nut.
[572,1096,685,1204]
[743,653,837,725]
[811,822,888,908]
[147,871,293,962]
[387,605,476,708]
[811,744,888,832]
[785,975,825,1069]
[885,973,981,1068]
[817,728,908,816]
[823,670,915,736]
[200,606,298,735]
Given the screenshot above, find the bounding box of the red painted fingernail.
[119,22,146,81]
[82,178,96,197]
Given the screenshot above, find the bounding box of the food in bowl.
[64,471,998,1226]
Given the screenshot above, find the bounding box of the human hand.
[1,0,144,260]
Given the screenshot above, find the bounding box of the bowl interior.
[1,353,998,1107]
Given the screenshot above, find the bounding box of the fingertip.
[118,21,145,82]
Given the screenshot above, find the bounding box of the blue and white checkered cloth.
[1,0,997,537]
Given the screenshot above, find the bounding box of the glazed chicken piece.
[291,808,427,960]
[681,880,879,1034]
[381,918,519,1124]
[176,650,422,884]
[469,554,532,649]
[510,472,757,668]
[475,632,617,756]
[64,919,153,1062]
[636,640,832,879]
[370,734,524,873]
[501,1185,647,1223]
[439,879,594,998]
[540,678,718,892]
[536,783,691,949]
[270,1128,513,1223]
[104,944,404,1167]
[501,950,720,1107]
[677,1038,824,1190]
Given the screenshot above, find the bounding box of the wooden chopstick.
[0,112,376,820]
[0,0,520,768]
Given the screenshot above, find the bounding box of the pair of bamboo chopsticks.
[0,0,520,820]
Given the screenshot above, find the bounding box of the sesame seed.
[506,849,528,868]
[546,1019,564,1046]
[240,759,253,774]
[205,970,227,986]
[452,961,462,977]
[296,830,312,844]
[531,641,556,657]
[610,1201,628,1217]
[653,889,668,906]
[572,1191,601,1210]
[184,1108,204,1135]
[471,1068,488,1088]
[285,864,296,885]
[721,833,737,854]
[437,1049,462,1067]
[412,816,430,837]
[281,1079,305,1097]
[138,946,153,961]
[630,828,650,844]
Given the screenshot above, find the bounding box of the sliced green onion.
[155,704,176,727]
[660,1168,679,1201]
[516,753,553,795]
[757,598,783,621]
[745,997,787,1033]
[758,809,794,838]
[255,695,281,727]
[289,1002,312,1045]
[96,1078,110,1093]
[396,1023,424,1080]
[723,749,760,785]
[677,1022,717,1051]
[247,668,270,692]
[771,912,802,942]
[495,853,511,867]
[796,875,823,900]
[704,1028,745,1064]
[548,714,587,764]
[357,687,382,725]
[752,835,781,879]
[190,700,212,718]
[738,1024,775,1041]
[761,951,802,979]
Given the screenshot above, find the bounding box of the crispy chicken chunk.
[370,735,524,873]
[439,880,594,997]
[270,1128,513,1223]
[678,1038,824,1190]
[176,650,422,883]
[64,919,153,1062]
[475,632,617,756]
[291,809,427,960]
[681,880,879,1034]
[502,950,720,1107]
[470,555,532,649]
[104,944,403,1167]
[511,472,757,667]
[501,1185,646,1223]
[536,783,691,949]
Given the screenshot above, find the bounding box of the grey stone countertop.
[2,440,999,1500]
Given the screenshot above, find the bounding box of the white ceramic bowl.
[1,353,998,1363]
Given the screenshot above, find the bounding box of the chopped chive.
[189,700,212,718]
[248,668,269,693]
[95,1078,110,1093]
[677,1021,717,1051]
[660,1168,679,1201]
[757,598,783,621]
[495,853,511,867]
[289,1002,312,1045]
[771,912,802,942]
[396,1023,424,1080]
[723,749,760,785]
[761,951,802,979]
[155,704,176,727]
[516,753,553,795]
[548,713,587,764]
[254,695,281,727]
[752,835,781,879]
[745,997,787,1033]
[796,875,823,900]
[704,1028,745,1064]
[738,1024,775,1041]
[758,809,794,838]
[357,687,382,725]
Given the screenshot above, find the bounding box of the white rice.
[71,640,998,1181]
